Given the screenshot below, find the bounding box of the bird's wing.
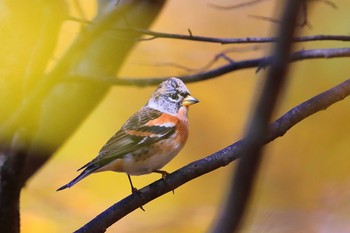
[78,107,176,170]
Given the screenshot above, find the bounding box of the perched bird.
[57,77,199,193]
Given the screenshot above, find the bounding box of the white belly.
[122,141,183,175]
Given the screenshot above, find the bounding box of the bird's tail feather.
[56,165,99,191]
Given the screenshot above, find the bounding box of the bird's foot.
[153,170,175,194]
[127,174,145,211]
[130,187,145,211]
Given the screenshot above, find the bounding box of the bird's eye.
[169,93,178,100]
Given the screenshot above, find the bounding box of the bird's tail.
[56,164,99,191]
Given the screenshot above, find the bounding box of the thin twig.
[208,0,269,10]
[249,13,312,28]
[132,28,350,44]
[68,16,91,24]
[75,78,350,233]
[69,19,350,44]
[72,0,88,30]
[310,0,337,9]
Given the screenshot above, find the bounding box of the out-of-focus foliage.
[17,0,350,232]
[0,0,68,144]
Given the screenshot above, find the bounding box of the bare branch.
[69,18,350,45]
[208,0,270,10]
[248,14,283,24]
[249,13,313,28]
[70,47,350,86]
[75,78,350,233]
[299,1,312,28]
[310,0,337,9]
[132,28,350,44]
[208,0,337,10]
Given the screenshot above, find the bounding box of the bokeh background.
[20,0,350,232]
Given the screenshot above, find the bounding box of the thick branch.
[75,78,350,233]
[0,132,28,233]
[212,0,304,232]
[21,0,165,184]
[0,1,135,141]
[0,3,68,232]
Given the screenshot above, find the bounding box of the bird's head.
[147,77,199,115]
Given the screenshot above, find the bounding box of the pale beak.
[182,95,199,106]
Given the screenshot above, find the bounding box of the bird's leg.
[153,170,174,194]
[127,174,138,194]
[127,174,145,211]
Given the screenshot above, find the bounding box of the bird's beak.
[182,95,199,106]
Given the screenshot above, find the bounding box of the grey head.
[146,77,199,115]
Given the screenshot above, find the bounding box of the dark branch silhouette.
[75,78,350,233]
[212,0,305,232]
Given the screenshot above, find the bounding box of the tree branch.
[0,1,135,141]
[130,28,350,44]
[74,16,349,44]
[212,0,305,232]
[21,0,165,185]
[0,1,165,232]
[0,131,28,233]
[208,0,269,10]
[70,47,350,86]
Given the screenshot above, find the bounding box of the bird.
[57,77,199,193]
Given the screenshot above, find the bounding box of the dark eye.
[180,92,188,98]
[169,93,178,100]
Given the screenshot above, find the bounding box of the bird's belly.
[121,139,184,175]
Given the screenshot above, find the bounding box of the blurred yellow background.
[20,0,350,232]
